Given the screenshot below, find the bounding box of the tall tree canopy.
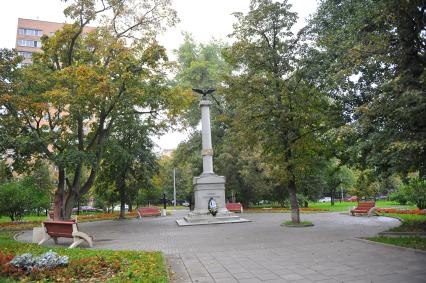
[95,113,157,218]
[223,0,339,222]
[309,0,426,178]
[0,0,191,219]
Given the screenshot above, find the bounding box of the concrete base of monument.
[176,212,251,226]
[177,173,251,226]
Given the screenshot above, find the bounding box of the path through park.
[18,211,426,283]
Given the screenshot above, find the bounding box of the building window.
[18,28,42,36]
[17,51,33,59]
[17,62,31,68]
[17,39,41,48]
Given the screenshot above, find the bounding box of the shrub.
[399,177,426,210]
[0,177,51,221]
[0,180,33,221]
[389,190,408,205]
[279,194,309,208]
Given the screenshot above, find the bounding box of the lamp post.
[173,168,176,211]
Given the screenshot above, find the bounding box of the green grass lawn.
[0,215,47,223]
[379,213,426,232]
[366,236,426,251]
[167,205,189,210]
[0,212,112,223]
[246,200,413,213]
[366,212,426,250]
[0,212,142,231]
[0,231,168,282]
[281,221,314,227]
[308,201,416,212]
[245,208,327,214]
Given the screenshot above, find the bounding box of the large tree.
[325,159,355,205]
[309,0,426,178]
[96,114,157,218]
[223,0,339,223]
[170,34,274,208]
[0,0,191,220]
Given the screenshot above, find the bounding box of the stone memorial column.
[200,99,214,174]
[176,89,250,226]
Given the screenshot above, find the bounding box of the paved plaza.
[18,211,426,282]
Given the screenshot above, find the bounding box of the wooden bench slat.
[137,207,161,218]
[350,202,376,216]
[226,203,243,213]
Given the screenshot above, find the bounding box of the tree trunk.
[119,182,126,219]
[288,178,300,223]
[331,188,335,206]
[64,190,78,220]
[53,168,66,220]
[128,200,133,212]
[56,164,98,220]
[304,200,308,208]
[419,159,426,180]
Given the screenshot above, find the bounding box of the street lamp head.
[192,88,216,99]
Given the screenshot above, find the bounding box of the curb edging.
[13,231,24,241]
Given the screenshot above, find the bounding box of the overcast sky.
[0,0,317,151]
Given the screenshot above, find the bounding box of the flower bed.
[246,207,329,212]
[0,232,167,282]
[0,221,43,231]
[78,211,138,221]
[376,208,426,215]
[0,212,139,231]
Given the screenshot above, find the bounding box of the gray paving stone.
[214,278,239,283]
[16,211,426,283]
[238,278,264,283]
[255,273,280,281]
[263,280,289,283]
[345,279,374,283]
[302,274,331,281]
[233,272,256,279]
[252,269,276,276]
[288,280,314,283]
[292,268,318,276]
[167,255,192,282]
[210,272,234,280]
[206,266,228,273]
[273,269,295,276]
[280,274,304,281]
[313,279,341,283]
[229,268,250,274]
[318,268,351,276]
[191,277,215,283]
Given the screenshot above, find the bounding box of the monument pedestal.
[176,173,250,226]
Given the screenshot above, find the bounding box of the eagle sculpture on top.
[192,88,216,99]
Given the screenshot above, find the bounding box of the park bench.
[38,220,93,249]
[137,206,161,218]
[350,201,376,216]
[226,203,243,213]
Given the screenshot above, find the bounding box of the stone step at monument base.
[176,212,251,226]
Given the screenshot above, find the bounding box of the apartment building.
[15,18,95,65]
